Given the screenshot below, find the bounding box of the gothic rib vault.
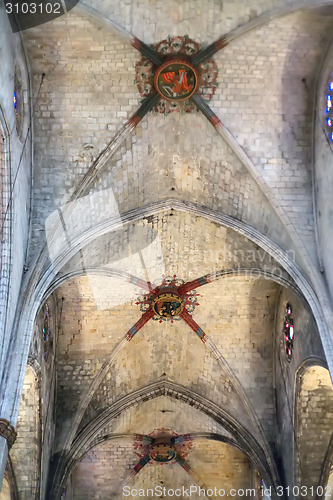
[1,1,333,499]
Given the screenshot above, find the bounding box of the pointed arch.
[294,361,333,492]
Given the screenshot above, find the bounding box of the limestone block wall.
[211,9,333,253]
[10,366,40,500]
[69,436,253,500]
[22,11,139,257]
[78,0,327,46]
[296,366,333,497]
[23,4,319,275]
[52,213,283,455]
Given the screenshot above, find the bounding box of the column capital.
[0,419,17,450]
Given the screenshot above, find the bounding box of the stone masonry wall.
[275,287,327,492]
[296,366,333,497]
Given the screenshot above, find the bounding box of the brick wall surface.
[71,439,137,499]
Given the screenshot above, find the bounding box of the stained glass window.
[42,303,53,362]
[326,78,333,142]
[13,66,24,138]
[283,303,294,362]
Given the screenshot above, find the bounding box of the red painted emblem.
[154,60,198,101]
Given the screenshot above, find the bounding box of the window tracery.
[283,303,294,362]
[13,65,24,138]
[326,78,333,142]
[42,303,53,363]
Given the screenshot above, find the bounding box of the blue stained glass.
[330,82,333,90]
[328,118,332,127]
[13,92,17,108]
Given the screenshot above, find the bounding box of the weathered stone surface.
[1,1,333,498]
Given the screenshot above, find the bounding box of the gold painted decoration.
[152,292,185,318]
[149,443,177,462]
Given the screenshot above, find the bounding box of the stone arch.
[2,202,332,479]
[67,432,255,500]
[36,200,333,373]
[46,265,299,456]
[10,364,40,500]
[294,361,333,495]
[0,107,11,383]
[47,266,302,301]
[51,380,278,499]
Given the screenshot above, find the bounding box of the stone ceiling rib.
[3,202,329,436]
[59,4,331,276]
[51,269,282,496]
[57,296,269,458]
[77,2,137,44]
[70,434,252,500]
[4,2,333,498]
[52,380,276,498]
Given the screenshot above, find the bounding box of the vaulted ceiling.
[7,1,333,498]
